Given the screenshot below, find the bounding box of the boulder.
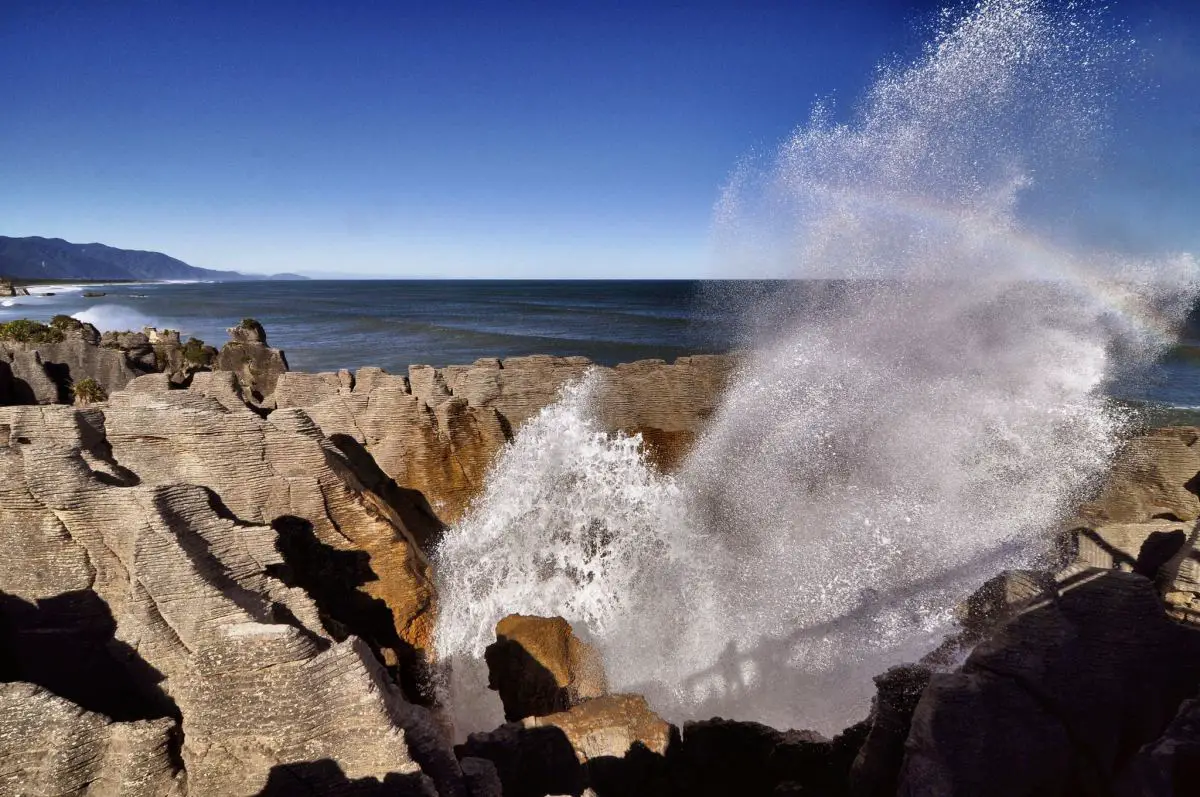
[897,569,1200,796]
[485,614,608,721]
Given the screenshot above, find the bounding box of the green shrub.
[182,337,214,366]
[0,319,65,344]
[71,377,107,404]
[50,314,82,331]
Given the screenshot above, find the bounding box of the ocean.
[2,278,1199,411]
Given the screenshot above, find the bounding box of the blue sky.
[1,1,1197,277]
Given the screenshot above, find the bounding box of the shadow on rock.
[0,588,178,721]
[898,568,1200,796]
[327,433,445,550]
[255,758,435,796]
[266,514,430,703]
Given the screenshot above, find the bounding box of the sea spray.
[71,305,158,333]
[434,0,1200,735]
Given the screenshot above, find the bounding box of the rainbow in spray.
[434,0,1200,737]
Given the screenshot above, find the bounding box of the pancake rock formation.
[3,330,1200,794]
[274,353,734,522]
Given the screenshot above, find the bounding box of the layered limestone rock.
[102,373,437,675]
[1077,426,1200,524]
[274,353,734,521]
[0,318,271,406]
[0,399,459,795]
[0,281,29,298]
[0,683,183,797]
[1,319,143,404]
[214,319,289,403]
[485,614,608,722]
[1064,426,1200,623]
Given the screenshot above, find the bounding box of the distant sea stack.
[2,322,1200,795]
[0,235,309,281]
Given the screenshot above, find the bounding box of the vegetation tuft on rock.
[0,319,65,344]
[71,377,107,404]
[182,337,215,366]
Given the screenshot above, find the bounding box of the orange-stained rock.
[274,353,736,522]
[521,694,673,761]
[485,614,608,721]
[101,373,437,684]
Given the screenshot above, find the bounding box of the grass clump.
[0,319,65,344]
[71,377,107,404]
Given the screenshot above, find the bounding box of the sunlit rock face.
[0,390,456,795]
[273,353,734,523]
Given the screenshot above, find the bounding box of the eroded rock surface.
[0,682,183,797]
[275,353,734,521]
[1077,427,1200,524]
[0,393,456,794]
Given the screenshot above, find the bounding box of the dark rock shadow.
[255,758,434,796]
[41,360,72,404]
[484,635,572,722]
[459,712,865,797]
[0,588,178,721]
[326,433,444,550]
[458,724,586,797]
[266,515,428,703]
[900,569,1200,796]
[1134,529,1188,580]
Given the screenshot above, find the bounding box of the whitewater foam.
[72,305,159,332]
[434,0,1200,736]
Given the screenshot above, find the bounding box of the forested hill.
[0,236,305,281]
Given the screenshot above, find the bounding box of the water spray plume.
[434,0,1200,735]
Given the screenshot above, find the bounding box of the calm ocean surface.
[2,279,1199,409]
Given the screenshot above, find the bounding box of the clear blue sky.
[1,1,1196,277]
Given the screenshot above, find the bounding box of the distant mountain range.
[0,236,306,281]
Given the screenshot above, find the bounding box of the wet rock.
[485,614,608,721]
[849,664,932,797]
[897,569,1200,796]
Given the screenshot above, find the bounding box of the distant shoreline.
[8,277,151,287]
